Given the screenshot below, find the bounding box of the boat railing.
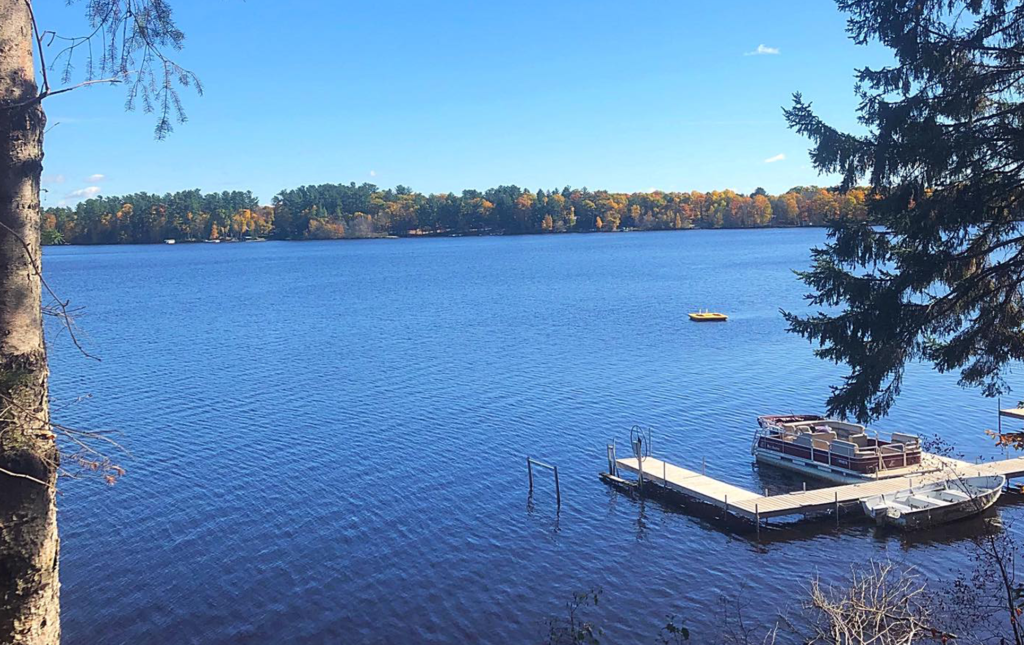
[758,422,920,457]
[750,424,768,455]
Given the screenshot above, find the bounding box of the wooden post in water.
[999,397,1007,456]
[724,494,729,516]
[835,490,839,527]
[755,504,760,539]
[526,457,560,506]
[554,466,561,508]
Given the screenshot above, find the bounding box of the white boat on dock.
[860,474,1005,529]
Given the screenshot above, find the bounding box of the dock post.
[764,488,768,497]
[877,431,883,472]
[834,491,839,527]
[724,494,729,516]
[755,504,760,539]
[637,455,644,492]
[663,460,666,483]
[803,481,807,493]
[999,396,1004,454]
[612,441,617,476]
[527,456,533,492]
[554,466,561,508]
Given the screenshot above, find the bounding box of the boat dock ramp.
[606,453,1024,524]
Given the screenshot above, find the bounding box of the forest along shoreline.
[41,183,864,245]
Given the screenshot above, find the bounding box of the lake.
[45,229,1022,644]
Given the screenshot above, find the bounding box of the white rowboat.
[860,474,1005,529]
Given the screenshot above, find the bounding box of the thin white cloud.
[369,170,377,177]
[85,173,105,182]
[41,174,66,185]
[745,44,780,56]
[66,186,102,200]
[764,153,786,163]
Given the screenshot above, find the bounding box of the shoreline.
[42,223,831,247]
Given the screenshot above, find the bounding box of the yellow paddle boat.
[688,310,728,322]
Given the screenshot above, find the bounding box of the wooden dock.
[614,454,1024,522]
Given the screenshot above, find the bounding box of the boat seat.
[829,421,867,434]
[934,490,970,502]
[891,432,920,445]
[831,440,858,456]
[906,495,943,509]
[795,431,837,448]
[847,433,870,447]
[869,500,913,513]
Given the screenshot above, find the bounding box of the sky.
[33,0,893,207]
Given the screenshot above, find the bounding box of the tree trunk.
[0,1,60,644]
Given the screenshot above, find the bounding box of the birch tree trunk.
[0,0,61,643]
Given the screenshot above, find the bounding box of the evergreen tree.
[784,0,1024,421]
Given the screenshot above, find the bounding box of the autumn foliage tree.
[43,184,864,244]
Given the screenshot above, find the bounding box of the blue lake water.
[44,229,1023,644]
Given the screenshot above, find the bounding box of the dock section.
[614,457,760,512]
[614,453,1024,522]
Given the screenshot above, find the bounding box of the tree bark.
[0,1,60,644]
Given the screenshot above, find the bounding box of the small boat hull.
[688,312,728,322]
[861,475,1005,530]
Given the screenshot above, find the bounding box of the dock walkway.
[615,454,1024,521]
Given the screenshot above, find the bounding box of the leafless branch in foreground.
[0,392,127,487]
[805,560,953,645]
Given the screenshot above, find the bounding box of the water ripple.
[43,231,1024,644]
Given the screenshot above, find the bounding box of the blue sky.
[34,0,891,206]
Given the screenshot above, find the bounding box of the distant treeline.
[41,184,868,245]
